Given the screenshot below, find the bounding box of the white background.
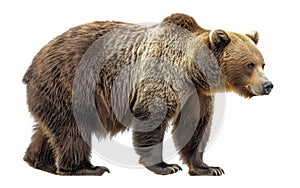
[1,0,299,187]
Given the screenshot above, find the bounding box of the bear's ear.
[246,31,259,45]
[209,29,231,51]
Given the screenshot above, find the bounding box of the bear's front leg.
[188,152,224,176]
[177,120,224,176]
[172,92,224,176]
[133,119,182,175]
[130,80,182,175]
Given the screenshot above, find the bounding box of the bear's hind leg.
[24,125,57,174]
[49,123,109,176]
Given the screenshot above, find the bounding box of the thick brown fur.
[23,13,271,176]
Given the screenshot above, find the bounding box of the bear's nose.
[262,81,273,95]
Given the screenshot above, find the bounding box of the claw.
[57,165,110,176]
[169,167,175,174]
[145,162,182,175]
[221,168,225,174]
[102,166,110,173]
[171,164,182,172]
[189,166,225,176]
[211,168,218,176]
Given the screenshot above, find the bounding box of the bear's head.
[209,30,273,98]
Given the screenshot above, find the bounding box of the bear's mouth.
[246,85,263,96]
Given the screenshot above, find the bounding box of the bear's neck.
[184,38,226,95]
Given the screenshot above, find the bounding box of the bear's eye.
[247,63,255,70]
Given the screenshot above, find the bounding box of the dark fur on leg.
[47,123,109,176]
[23,125,57,174]
[24,81,109,176]
[173,92,224,176]
[133,119,182,175]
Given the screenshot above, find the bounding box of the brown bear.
[23,13,273,176]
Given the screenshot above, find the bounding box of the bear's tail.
[22,65,33,84]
